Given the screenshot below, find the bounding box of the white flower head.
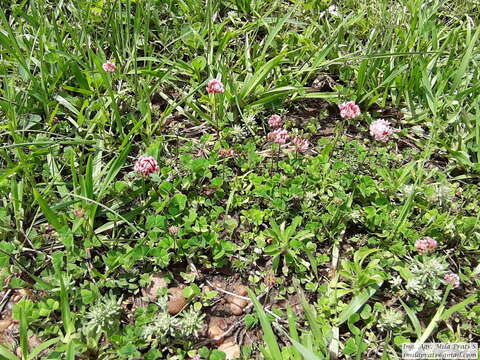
[327,5,339,16]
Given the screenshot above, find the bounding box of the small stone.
[167,287,187,315]
[227,285,249,315]
[142,274,168,302]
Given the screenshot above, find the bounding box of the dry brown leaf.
[0,319,13,332]
[218,337,241,359]
[11,288,31,303]
[208,316,230,340]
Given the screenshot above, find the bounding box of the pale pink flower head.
[339,101,361,119]
[268,114,283,128]
[369,119,395,142]
[444,273,460,288]
[267,129,289,144]
[218,148,234,157]
[415,237,438,254]
[267,131,277,142]
[292,136,309,152]
[206,79,224,94]
[134,155,159,177]
[168,225,179,236]
[102,61,116,73]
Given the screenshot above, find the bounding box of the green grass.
[0,0,479,359]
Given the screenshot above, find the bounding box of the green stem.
[276,144,280,173]
[222,158,225,185]
[176,130,179,161]
[107,76,124,140]
[206,0,213,70]
[212,94,218,131]
[270,144,274,176]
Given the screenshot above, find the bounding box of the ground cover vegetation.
[0,0,479,359]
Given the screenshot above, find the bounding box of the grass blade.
[33,188,65,232]
[400,299,422,337]
[452,26,480,90]
[0,344,20,360]
[238,51,286,102]
[248,288,282,359]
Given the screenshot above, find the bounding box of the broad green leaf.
[440,294,478,321]
[28,338,61,360]
[337,284,381,325]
